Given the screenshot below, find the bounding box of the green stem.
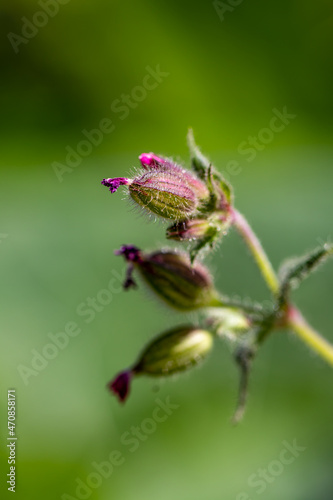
[231,208,279,295]
[286,306,333,367]
[230,208,333,367]
[210,295,265,316]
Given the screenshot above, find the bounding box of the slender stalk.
[231,208,279,295]
[231,207,333,367]
[232,346,254,424]
[286,306,333,367]
[210,296,266,315]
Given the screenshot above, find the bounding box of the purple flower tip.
[114,245,142,263]
[101,177,130,193]
[139,153,167,169]
[108,370,132,403]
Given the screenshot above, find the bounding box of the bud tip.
[114,245,142,262]
[108,370,132,403]
[101,177,130,193]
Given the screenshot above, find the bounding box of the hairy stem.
[231,208,279,295]
[211,296,266,316]
[230,208,333,367]
[286,306,333,367]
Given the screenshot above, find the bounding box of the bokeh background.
[1,1,333,499]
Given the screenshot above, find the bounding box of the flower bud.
[166,214,232,262]
[134,326,214,376]
[115,245,220,310]
[108,326,214,402]
[206,308,251,341]
[166,218,218,241]
[102,154,210,221]
[129,170,199,220]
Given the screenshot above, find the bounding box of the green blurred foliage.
[0,1,333,499]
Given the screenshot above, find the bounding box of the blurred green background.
[1,1,333,499]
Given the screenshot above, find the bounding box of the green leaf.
[208,166,233,207]
[189,235,215,264]
[279,243,333,297]
[187,128,211,179]
[187,129,233,209]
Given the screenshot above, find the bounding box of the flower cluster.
[101,130,253,406]
[100,130,333,421]
[102,134,233,263]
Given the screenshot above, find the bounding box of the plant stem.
[231,208,333,367]
[231,208,279,296]
[232,346,254,424]
[211,296,266,315]
[286,306,333,367]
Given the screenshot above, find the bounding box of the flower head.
[115,245,220,310]
[107,326,214,403]
[102,154,210,221]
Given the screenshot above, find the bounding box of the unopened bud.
[102,154,209,220]
[166,218,218,241]
[134,326,214,376]
[115,245,220,310]
[166,214,232,262]
[129,171,199,220]
[207,308,251,341]
[108,326,214,402]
